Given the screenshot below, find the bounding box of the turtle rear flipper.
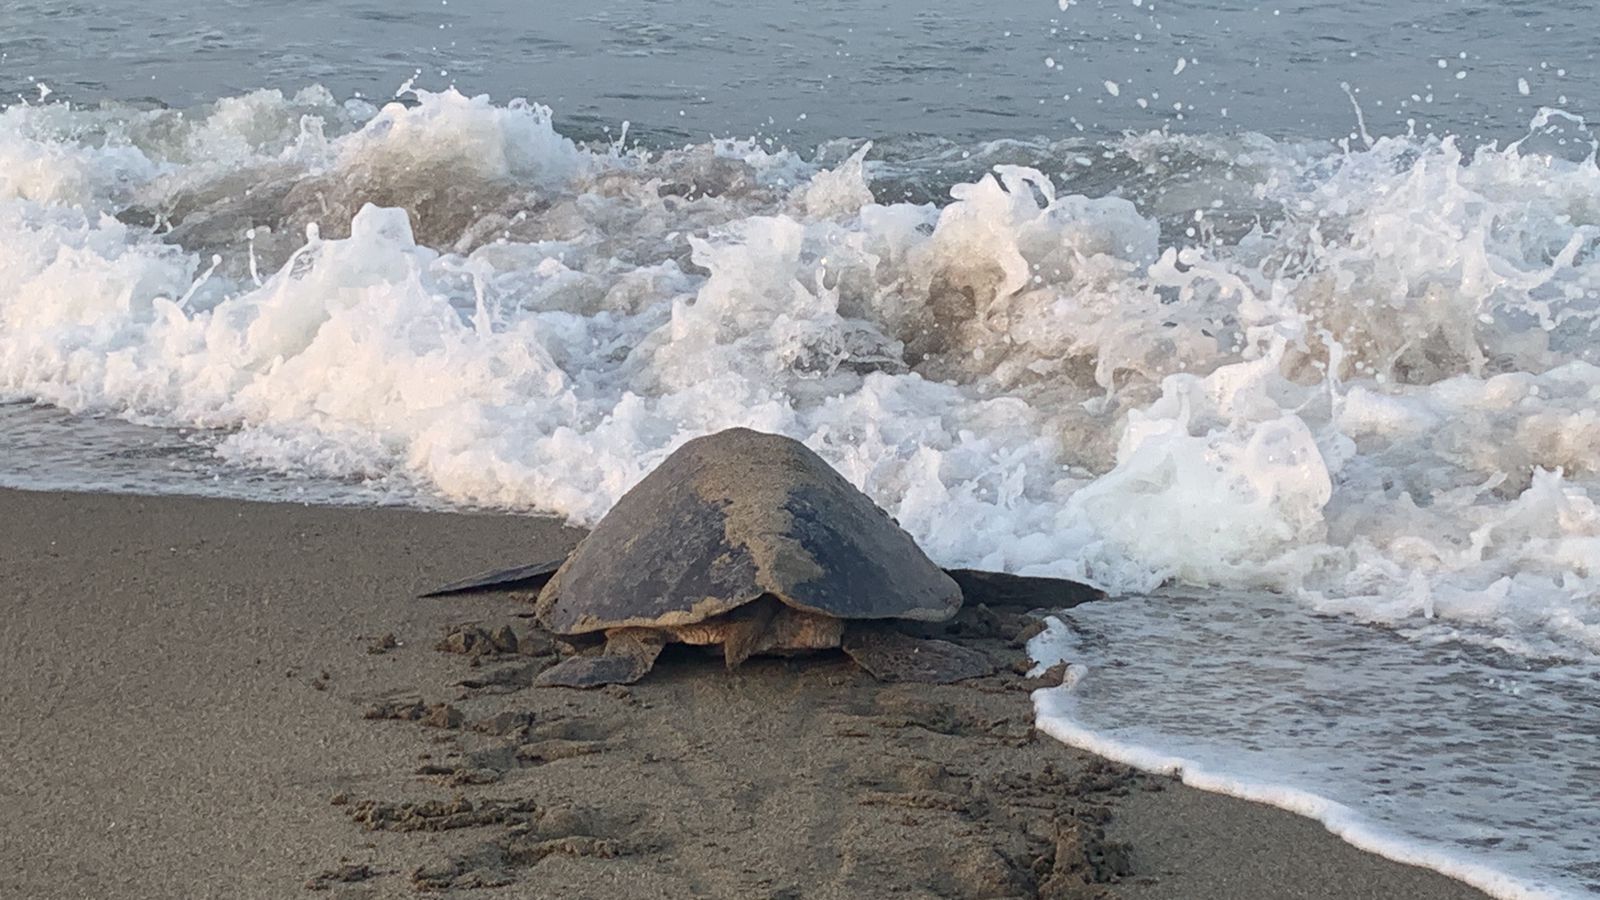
[840,627,996,684]
[535,629,665,688]
[943,568,1105,609]
[420,558,566,598]
[721,596,784,669]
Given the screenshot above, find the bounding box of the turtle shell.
[535,428,961,635]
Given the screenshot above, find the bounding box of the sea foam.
[2,86,1598,894]
[2,87,1597,654]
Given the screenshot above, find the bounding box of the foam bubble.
[5,84,1599,896]
[1,87,1598,660]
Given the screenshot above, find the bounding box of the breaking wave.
[6,84,1600,898]
[5,86,1597,660]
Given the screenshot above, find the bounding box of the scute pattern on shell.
[535,428,961,635]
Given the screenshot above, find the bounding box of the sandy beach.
[0,487,1492,899]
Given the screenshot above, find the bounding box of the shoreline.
[1032,696,1544,900]
[0,487,1493,899]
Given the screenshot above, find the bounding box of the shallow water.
[1031,600,1600,899]
[2,1,1597,896]
[0,401,439,506]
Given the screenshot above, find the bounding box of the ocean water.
[2,1,1597,896]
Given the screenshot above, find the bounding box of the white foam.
[1,88,1598,658]
[1,90,1598,892]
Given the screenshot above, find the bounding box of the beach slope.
[0,489,1491,899]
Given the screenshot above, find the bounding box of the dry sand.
[0,488,1492,899]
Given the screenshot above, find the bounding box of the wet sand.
[0,488,1491,899]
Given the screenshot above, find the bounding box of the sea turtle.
[423,428,1101,687]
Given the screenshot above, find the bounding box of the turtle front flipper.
[534,629,666,688]
[840,626,996,684]
[420,557,567,598]
[943,568,1106,609]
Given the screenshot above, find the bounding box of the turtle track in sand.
[317,602,1153,898]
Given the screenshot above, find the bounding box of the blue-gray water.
[2,0,1594,145]
[3,3,1597,897]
